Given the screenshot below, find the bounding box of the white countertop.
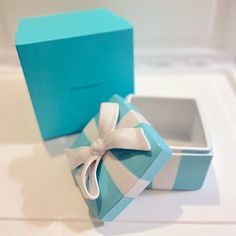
[1,67,236,235]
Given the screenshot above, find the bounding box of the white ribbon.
[65,102,151,200]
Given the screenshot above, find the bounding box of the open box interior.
[129,96,211,151]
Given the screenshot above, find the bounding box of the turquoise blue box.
[66,95,172,221]
[15,9,134,140]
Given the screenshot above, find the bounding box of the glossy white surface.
[1,67,236,234]
[1,221,236,236]
[128,95,211,152]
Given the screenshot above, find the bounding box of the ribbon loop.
[66,102,151,200]
[98,103,119,138]
[104,128,151,151]
[75,155,100,200]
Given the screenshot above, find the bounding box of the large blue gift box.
[16,9,134,140]
[66,95,172,221]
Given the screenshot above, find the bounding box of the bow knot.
[66,102,151,200]
[90,138,106,156]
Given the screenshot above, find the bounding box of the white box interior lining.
[129,96,209,150]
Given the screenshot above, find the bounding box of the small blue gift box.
[16,9,134,140]
[66,95,172,221]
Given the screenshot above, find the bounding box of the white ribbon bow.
[65,102,151,200]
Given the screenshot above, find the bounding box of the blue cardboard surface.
[70,95,172,221]
[16,9,134,140]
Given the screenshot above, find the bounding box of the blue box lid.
[16,8,132,44]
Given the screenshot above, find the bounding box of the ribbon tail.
[105,128,151,151]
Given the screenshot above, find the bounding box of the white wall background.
[0,0,236,63]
